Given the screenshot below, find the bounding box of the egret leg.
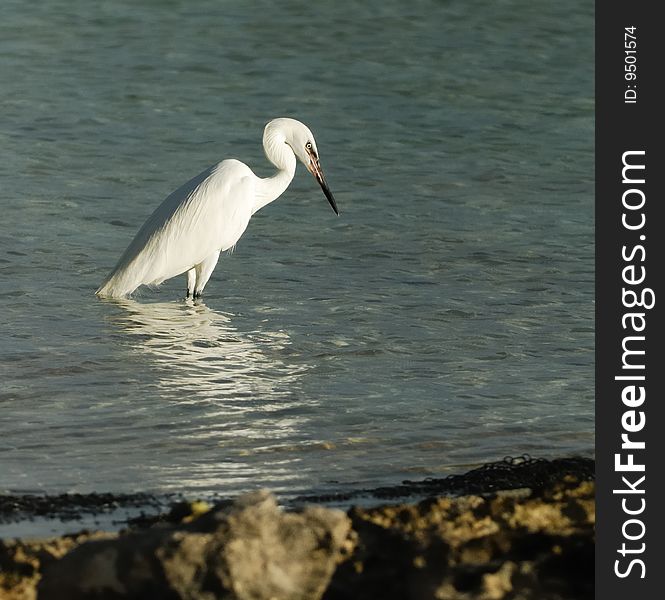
[186,268,196,297]
[193,250,221,297]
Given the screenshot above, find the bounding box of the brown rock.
[2,472,594,600]
[37,490,352,600]
[324,479,594,600]
[0,532,116,600]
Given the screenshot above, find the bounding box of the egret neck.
[252,129,297,214]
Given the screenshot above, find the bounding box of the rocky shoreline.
[0,457,594,600]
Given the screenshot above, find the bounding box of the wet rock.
[37,490,352,600]
[0,492,165,524]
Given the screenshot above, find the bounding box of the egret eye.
[305,142,313,151]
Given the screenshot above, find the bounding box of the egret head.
[265,118,339,215]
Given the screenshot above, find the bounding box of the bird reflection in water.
[103,299,313,489]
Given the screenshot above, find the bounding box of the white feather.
[97,118,338,298]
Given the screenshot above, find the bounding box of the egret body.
[96,118,338,298]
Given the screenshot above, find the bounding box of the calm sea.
[1,0,593,502]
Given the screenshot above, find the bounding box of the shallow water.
[1,0,593,500]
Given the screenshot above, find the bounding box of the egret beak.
[307,153,339,215]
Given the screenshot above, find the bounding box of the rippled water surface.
[1,0,593,498]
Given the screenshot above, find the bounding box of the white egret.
[96,118,338,299]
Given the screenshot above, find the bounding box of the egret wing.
[97,160,255,296]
